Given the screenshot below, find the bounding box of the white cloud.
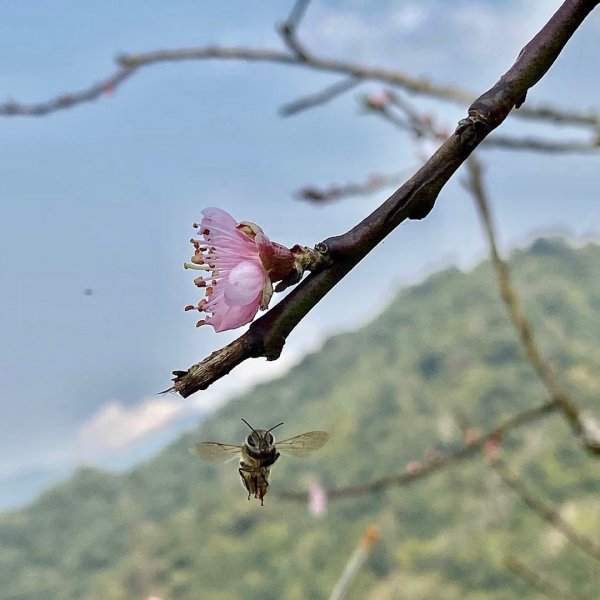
[313,9,369,52]
[305,0,563,78]
[78,397,204,454]
[391,4,428,32]
[450,0,558,54]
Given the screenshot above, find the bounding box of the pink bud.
[464,428,480,444]
[484,435,502,460]
[364,91,393,110]
[405,461,422,475]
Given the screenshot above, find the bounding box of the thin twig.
[484,133,600,153]
[464,156,559,393]
[369,97,600,154]
[462,153,599,454]
[492,458,600,561]
[301,136,599,206]
[280,77,360,117]
[0,68,135,117]
[297,172,408,204]
[170,0,600,396]
[328,525,380,600]
[280,399,561,502]
[506,558,577,600]
[285,0,312,30]
[279,0,312,60]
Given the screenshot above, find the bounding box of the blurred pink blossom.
[363,90,393,110]
[423,447,441,461]
[308,480,328,517]
[464,427,480,444]
[184,207,295,332]
[405,460,422,475]
[101,83,115,97]
[484,435,502,460]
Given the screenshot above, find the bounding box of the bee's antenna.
[267,422,284,433]
[241,418,259,435]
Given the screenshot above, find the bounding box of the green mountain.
[2,238,600,600]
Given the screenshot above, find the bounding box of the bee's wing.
[193,442,243,463]
[276,431,329,458]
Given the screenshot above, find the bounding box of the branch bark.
[171,0,600,397]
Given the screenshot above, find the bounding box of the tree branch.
[328,525,380,600]
[278,0,313,61]
[506,558,576,600]
[484,133,600,153]
[284,0,312,31]
[0,68,135,117]
[462,154,600,455]
[297,171,408,204]
[365,93,600,154]
[280,77,360,117]
[171,0,600,396]
[492,458,600,561]
[3,1,599,130]
[280,399,561,502]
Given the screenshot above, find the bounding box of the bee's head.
[242,419,283,453]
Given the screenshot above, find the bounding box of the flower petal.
[200,207,237,229]
[223,260,266,306]
[207,302,260,332]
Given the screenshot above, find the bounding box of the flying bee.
[194,419,329,505]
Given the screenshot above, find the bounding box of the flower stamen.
[183,262,210,271]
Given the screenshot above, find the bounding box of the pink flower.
[308,480,328,518]
[184,208,295,332]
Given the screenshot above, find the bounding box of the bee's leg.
[262,452,280,468]
[238,468,252,500]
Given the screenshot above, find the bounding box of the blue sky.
[1,0,599,489]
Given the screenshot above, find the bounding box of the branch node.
[455,111,490,148]
[407,194,437,220]
[578,410,600,456]
[116,53,138,68]
[515,90,528,109]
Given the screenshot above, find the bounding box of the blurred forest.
[1,238,599,600]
